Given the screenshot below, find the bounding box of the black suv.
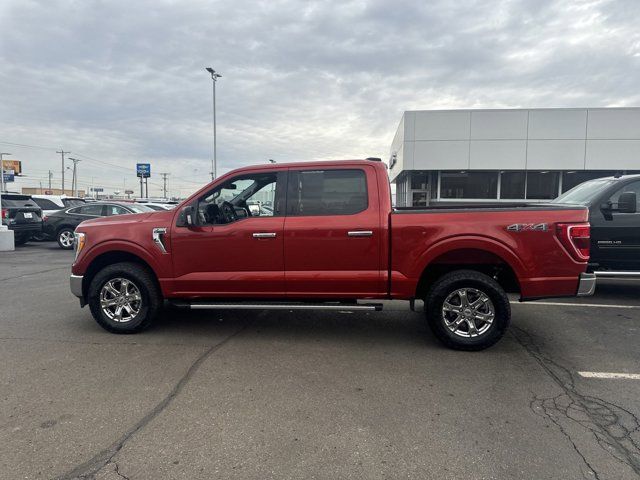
[1,193,43,245]
[553,174,640,273]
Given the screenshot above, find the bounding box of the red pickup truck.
[70,159,595,350]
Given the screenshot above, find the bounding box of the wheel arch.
[81,250,161,300]
[414,237,524,299]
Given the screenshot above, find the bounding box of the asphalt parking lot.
[1,243,640,480]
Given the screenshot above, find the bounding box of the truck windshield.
[552,178,615,205]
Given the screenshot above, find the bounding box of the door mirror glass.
[177,205,194,227]
[617,192,637,213]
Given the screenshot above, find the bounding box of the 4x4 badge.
[506,223,548,232]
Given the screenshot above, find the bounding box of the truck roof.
[226,159,386,176]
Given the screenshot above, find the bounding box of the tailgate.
[7,207,43,224]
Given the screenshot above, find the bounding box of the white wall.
[389,107,640,181]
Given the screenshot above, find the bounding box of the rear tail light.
[1,208,7,220]
[556,223,590,261]
[42,214,48,222]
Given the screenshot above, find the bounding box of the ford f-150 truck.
[70,159,595,350]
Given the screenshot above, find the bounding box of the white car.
[134,202,176,211]
[31,195,86,240]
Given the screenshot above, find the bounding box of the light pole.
[0,153,11,231]
[205,67,222,180]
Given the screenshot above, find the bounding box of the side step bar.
[594,271,640,279]
[171,301,383,311]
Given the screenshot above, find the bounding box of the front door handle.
[253,232,277,238]
[347,230,373,237]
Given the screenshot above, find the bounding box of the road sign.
[136,163,151,178]
[124,189,134,195]
[2,170,15,183]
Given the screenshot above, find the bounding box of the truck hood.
[79,212,154,227]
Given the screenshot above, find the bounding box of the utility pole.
[48,170,53,190]
[0,153,11,231]
[56,149,70,193]
[160,173,170,199]
[67,158,81,196]
[205,67,222,180]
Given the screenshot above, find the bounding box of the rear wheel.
[57,228,75,249]
[424,270,510,351]
[88,262,161,333]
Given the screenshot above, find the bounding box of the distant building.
[21,187,86,197]
[389,108,640,206]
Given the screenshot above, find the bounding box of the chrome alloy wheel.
[59,230,74,248]
[99,278,142,323]
[442,288,495,338]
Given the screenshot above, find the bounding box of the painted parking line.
[578,371,640,380]
[510,301,640,309]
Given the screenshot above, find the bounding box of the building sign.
[91,187,104,192]
[2,160,22,175]
[124,189,134,195]
[2,169,15,183]
[136,163,151,178]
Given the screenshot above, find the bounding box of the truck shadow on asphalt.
[147,306,444,350]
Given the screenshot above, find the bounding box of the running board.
[594,271,640,279]
[170,301,383,311]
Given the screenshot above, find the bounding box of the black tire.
[31,232,48,242]
[88,262,162,334]
[14,233,31,246]
[57,228,75,249]
[424,269,510,351]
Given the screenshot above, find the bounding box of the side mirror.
[176,205,195,227]
[618,192,637,213]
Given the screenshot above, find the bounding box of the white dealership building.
[389,107,640,206]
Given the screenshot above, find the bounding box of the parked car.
[1,193,43,245]
[70,159,594,350]
[44,202,154,249]
[30,195,86,240]
[552,173,640,273]
[135,202,175,211]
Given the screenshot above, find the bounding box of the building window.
[412,192,428,206]
[526,172,559,200]
[410,171,429,190]
[562,171,616,193]
[500,172,526,199]
[440,171,498,199]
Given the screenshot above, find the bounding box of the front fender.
[73,239,164,278]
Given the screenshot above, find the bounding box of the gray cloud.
[1,0,639,196]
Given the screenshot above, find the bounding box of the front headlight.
[74,232,86,261]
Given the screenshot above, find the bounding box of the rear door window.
[287,169,368,216]
[106,205,130,216]
[78,204,104,216]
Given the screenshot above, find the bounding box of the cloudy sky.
[1,0,640,197]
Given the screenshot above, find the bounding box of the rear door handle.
[347,230,373,237]
[253,232,277,238]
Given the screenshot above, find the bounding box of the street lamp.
[67,157,82,197]
[205,67,222,180]
[0,153,11,231]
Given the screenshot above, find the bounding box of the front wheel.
[424,270,510,351]
[88,262,162,333]
[57,228,75,249]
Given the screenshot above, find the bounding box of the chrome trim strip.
[252,232,277,238]
[594,271,640,278]
[347,230,373,237]
[577,272,597,296]
[70,274,84,298]
[189,303,382,311]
